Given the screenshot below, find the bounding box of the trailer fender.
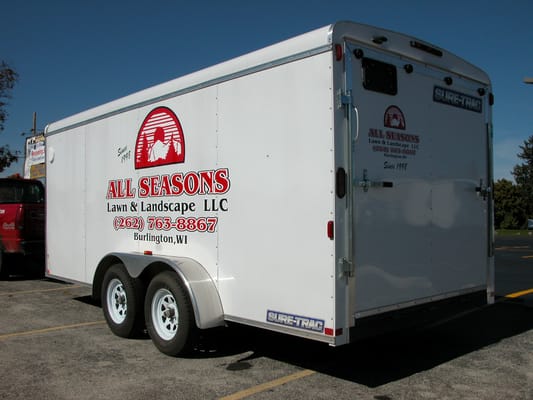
[93,253,224,329]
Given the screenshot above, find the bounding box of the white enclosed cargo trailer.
[45,21,494,355]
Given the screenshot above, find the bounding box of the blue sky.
[1,0,532,180]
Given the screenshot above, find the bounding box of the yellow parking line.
[0,285,84,296]
[495,246,530,250]
[219,369,315,400]
[505,288,533,298]
[0,321,106,340]
[522,255,533,259]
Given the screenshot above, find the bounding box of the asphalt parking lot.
[0,236,532,400]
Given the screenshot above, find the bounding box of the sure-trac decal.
[433,86,482,113]
[106,107,231,246]
[267,310,325,333]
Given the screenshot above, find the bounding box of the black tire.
[0,250,8,280]
[28,255,45,279]
[101,264,145,338]
[145,271,197,356]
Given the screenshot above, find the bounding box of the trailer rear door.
[347,43,492,317]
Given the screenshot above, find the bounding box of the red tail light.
[335,44,343,61]
[327,220,334,240]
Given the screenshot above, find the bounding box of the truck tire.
[101,264,144,338]
[145,271,197,356]
[0,250,6,279]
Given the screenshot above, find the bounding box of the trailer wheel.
[145,271,197,356]
[0,250,6,279]
[102,264,144,338]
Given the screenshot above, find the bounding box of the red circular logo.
[384,105,406,130]
[135,107,185,169]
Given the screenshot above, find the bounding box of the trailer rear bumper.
[350,290,488,341]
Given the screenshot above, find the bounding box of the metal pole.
[32,112,37,136]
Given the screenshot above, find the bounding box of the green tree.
[0,62,18,130]
[0,61,19,172]
[512,135,533,223]
[493,178,526,229]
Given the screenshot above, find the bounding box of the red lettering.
[184,172,199,195]
[149,176,160,196]
[214,168,230,194]
[171,173,184,195]
[385,131,420,143]
[138,177,150,198]
[368,128,384,139]
[106,179,135,199]
[107,180,118,199]
[127,168,232,198]
[124,179,135,197]
[198,170,214,195]
[159,175,173,196]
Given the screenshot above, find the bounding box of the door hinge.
[339,257,354,278]
[337,89,353,109]
[475,179,491,200]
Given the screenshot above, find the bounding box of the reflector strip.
[324,327,343,336]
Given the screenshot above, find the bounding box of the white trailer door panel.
[348,44,491,315]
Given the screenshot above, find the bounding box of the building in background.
[24,134,45,180]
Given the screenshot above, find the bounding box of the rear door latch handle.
[475,179,491,200]
[358,169,394,192]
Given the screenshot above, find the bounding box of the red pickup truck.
[0,178,45,278]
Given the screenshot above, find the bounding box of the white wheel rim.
[106,278,127,324]
[151,288,178,341]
